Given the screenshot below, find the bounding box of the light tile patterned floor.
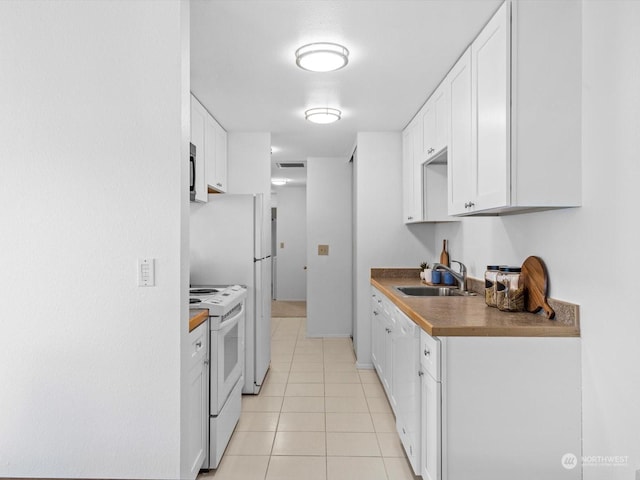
[198,317,419,480]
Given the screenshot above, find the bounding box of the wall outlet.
[318,244,329,256]
[280,242,284,249]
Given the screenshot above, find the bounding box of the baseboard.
[356,362,374,369]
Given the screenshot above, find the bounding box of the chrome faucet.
[432,260,467,292]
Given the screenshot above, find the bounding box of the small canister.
[497,266,524,312]
[484,265,501,307]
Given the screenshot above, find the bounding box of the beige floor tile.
[362,382,386,398]
[326,432,381,457]
[264,370,289,385]
[377,432,406,457]
[325,396,369,413]
[324,383,364,397]
[260,382,287,396]
[270,362,292,373]
[371,412,396,433]
[323,353,356,364]
[292,352,324,363]
[327,457,387,480]
[266,456,327,480]
[323,362,358,373]
[325,413,374,433]
[225,431,275,456]
[290,362,324,373]
[272,431,326,456]
[202,455,269,480]
[383,457,421,479]
[324,371,361,384]
[235,412,280,432]
[272,353,294,363]
[242,395,283,413]
[285,383,325,397]
[281,396,325,413]
[322,337,352,346]
[358,369,381,384]
[287,371,324,384]
[366,396,393,413]
[278,412,325,432]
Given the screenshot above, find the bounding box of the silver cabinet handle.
[373,311,379,316]
[418,370,424,377]
[428,147,434,154]
[204,360,209,366]
[216,183,222,187]
[196,341,202,348]
[424,349,430,357]
[407,216,413,220]
[465,201,475,208]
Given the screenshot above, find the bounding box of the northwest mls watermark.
[561,453,629,469]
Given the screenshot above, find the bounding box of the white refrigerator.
[190,194,271,394]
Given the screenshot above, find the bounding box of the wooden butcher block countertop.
[189,309,208,332]
[371,269,580,337]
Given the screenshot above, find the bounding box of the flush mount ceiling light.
[295,42,349,72]
[305,107,342,124]
[271,178,288,186]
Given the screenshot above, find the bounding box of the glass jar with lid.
[484,265,501,307]
[496,266,525,312]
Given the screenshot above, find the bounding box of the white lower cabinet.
[371,289,582,480]
[187,321,209,477]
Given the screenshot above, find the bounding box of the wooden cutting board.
[521,256,555,319]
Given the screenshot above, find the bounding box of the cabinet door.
[434,84,449,155]
[371,295,384,375]
[471,1,510,212]
[421,372,441,480]
[213,120,227,192]
[447,48,473,215]
[204,114,217,194]
[402,128,417,223]
[187,322,208,476]
[190,95,208,202]
[422,100,436,159]
[411,121,423,221]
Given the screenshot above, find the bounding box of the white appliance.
[190,194,271,394]
[190,285,247,470]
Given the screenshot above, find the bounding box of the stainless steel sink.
[393,286,477,297]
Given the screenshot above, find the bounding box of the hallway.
[200,316,419,479]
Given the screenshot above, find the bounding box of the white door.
[448,48,473,215]
[471,0,510,212]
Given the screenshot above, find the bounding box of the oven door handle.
[218,303,244,334]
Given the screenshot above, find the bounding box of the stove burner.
[190,288,220,295]
[189,298,202,304]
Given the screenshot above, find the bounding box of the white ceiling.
[190,0,502,187]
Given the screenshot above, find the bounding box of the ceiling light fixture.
[271,178,288,186]
[305,107,342,124]
[295,42,349,72]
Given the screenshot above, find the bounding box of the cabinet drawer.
[420,329,440,381]
[189,321,208,368]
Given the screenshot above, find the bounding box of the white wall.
[306,158,353,337]
[0,2,189,479]
[354,133,436,367]
[431,3,640,476]
[274,186,307,301]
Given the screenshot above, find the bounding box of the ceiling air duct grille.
[276,162,306,168]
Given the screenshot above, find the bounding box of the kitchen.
[1,1,639,480]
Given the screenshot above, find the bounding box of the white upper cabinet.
[422,82,449,162]
[447,48,473,216]
[191,94,228,199]
[450,0,582,215]
[402,120,422,223]
[212,119,227,193]
[190,95,208,202]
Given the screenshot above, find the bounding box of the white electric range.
[189,285,247,470]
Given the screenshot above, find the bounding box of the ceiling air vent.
[276,162,306,169]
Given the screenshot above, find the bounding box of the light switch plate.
[318,244,329,256]
[138,258,155,286]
